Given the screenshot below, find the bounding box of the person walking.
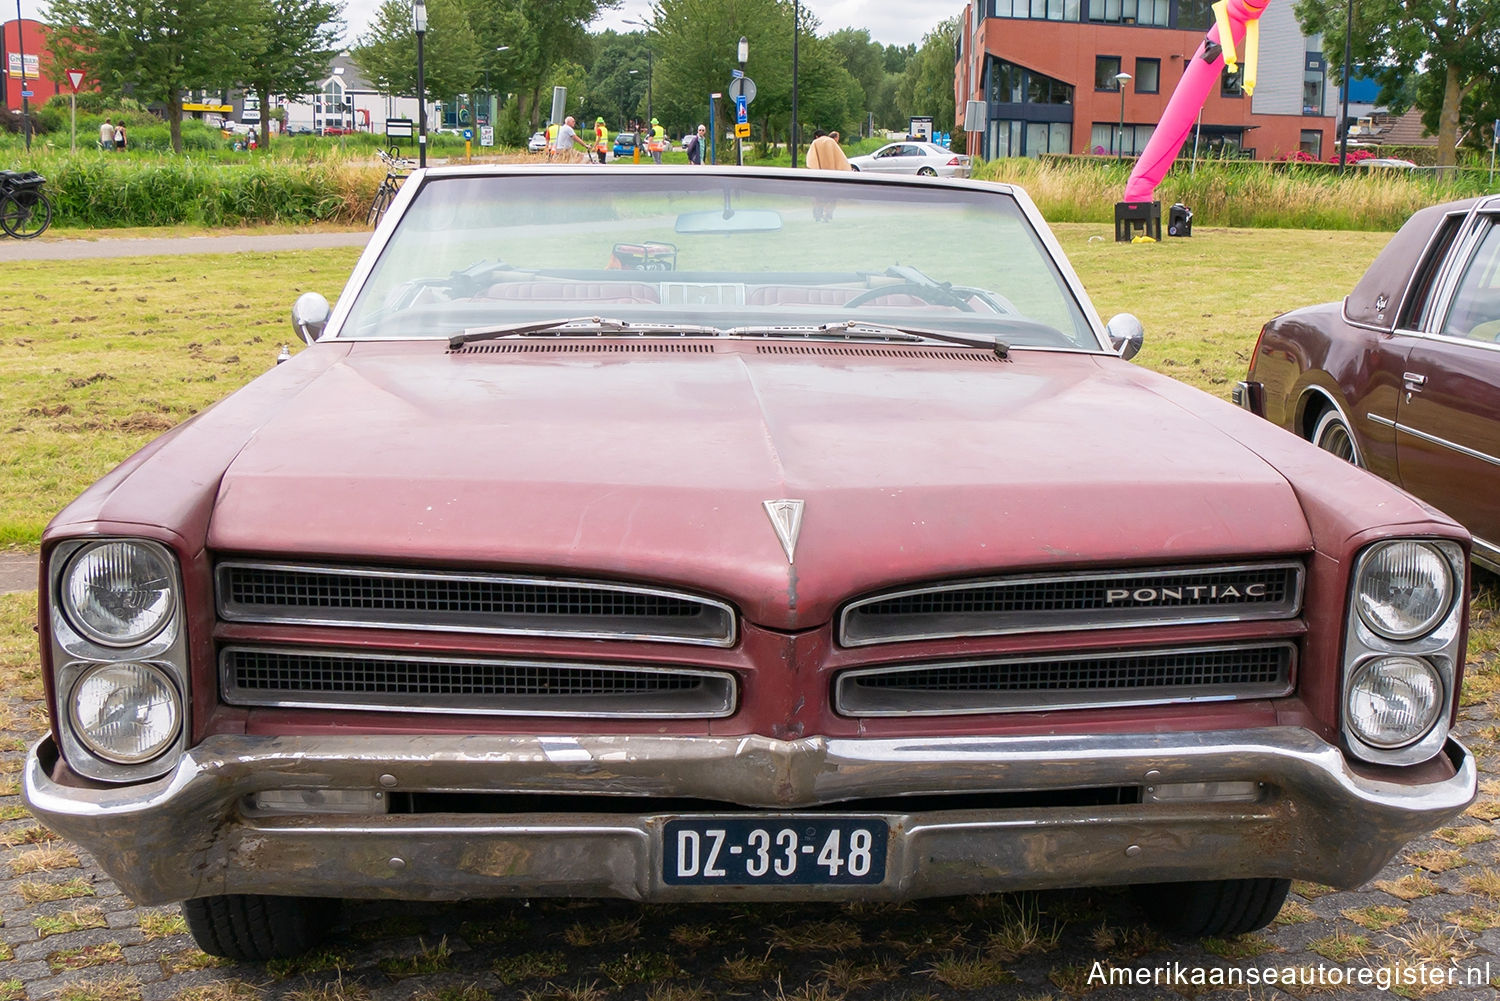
[545,120,559,160]
[553,116,590,160]
[647,117,667,164]
[113,123,127,152]
[805,130,851,222]
[99,118,115,151]
[593,117,609,164]
[686,124,705,165]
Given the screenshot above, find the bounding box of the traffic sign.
[735,95,748,126]
[20,91,33,98]
[735,122,751,139]
[727,75,756,105]
[731,69,744,79]
[462,128,473,140]
[65,69,85,93]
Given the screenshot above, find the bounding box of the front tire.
[183,894,341,961]
[0,190,52,238]
[1132,877,1290,937]
[1311,408,1362,466]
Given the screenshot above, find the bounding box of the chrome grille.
[216,562,736,647]
[222,646,737,718]
[835,642,1295,716]
[839,562,1303,646]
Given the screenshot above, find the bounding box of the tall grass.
[977,156,1499,231]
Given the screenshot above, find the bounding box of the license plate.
[663,818,888,885]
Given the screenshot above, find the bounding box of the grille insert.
[835,642,1295,716]
[217,562,736,647]
[839,562,1303,646]
[222,646,737,718]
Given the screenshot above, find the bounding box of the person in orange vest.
[647,118,667,164]
[593,117,609,164]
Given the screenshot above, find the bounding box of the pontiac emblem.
[763,499,805,564]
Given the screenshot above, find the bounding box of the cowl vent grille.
[835,642,1294,716]
[222,646,737,718]
[839,562,1303,646]
[216,562,737,646]
[450,342,716,354]
[754,344,1003,362]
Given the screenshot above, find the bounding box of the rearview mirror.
[1105,313,1144,361]
[675,209,783,234]
[290,292,331,345]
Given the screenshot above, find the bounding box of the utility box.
[1114,200,1161,242]
[1167,202,1194,237]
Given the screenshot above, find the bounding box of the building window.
[992,118,1072,157]
[1221,66,1242,97]
[1303,53,1325,114]
[1096,56,1124,90]
[1091,122,1153,157]
[1088,0,1168,25]
[994,0,1080,19]
[1134,58,1160,93]
[1300,130,1322,158]
[1175,0,1213,28]
[990,58,1073,105]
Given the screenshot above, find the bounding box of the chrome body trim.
[838,562,1304,647]
[215,561,739,648]
[833,641,1295,716]
[219,645,738,719]
[1364,414,1500,469]
[25,729,1473,905]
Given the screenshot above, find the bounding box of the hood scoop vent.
[450,341,717,354]
[755,344,1004,362]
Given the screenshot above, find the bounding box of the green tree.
[895,17,958,136]
[353,0,480,105]
[825,27,883,115]
[241,0,343,150]
[581,30,650,130]
[43,0,250,152]
[1294,0,1500,166]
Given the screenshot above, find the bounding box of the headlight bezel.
[47,537,191,783]
[1342,538,1466,766]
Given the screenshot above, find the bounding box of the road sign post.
[728,75,755,166]
[65,69,85,153]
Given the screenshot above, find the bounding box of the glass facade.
[986,57,1075,158]
[992,0,1204,27]
[1090,122,1154,157]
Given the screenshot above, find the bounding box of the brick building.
[954,0,1337,162]
[2,18,59,113]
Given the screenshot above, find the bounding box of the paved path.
[0,551,36,594]
[0,230,370,262]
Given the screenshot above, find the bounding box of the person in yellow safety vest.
[593,117,609,164]
[647,117,667,164]
[545,121,559,160]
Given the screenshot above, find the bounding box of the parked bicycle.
[0,170,52,239]
[368,147,413,227]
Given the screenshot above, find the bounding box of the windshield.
[339,171,1101,350]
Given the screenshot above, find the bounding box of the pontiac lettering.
[1105,583,1269,604]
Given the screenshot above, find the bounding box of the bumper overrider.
[25,727,1475,906]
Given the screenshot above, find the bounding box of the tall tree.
[825,27,883,115]
[650,0,798,140]
[1294,0,1500,166]
[353,0,480,105]
[43,0,250,152]
[242,0,343,150]
[895,17,958,135]
[581,30,650,130]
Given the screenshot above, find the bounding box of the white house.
[280,52,431,138]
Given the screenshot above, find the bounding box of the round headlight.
[1356,541,1452,640]
[1346,656,1442,749]
[68,662,181,764]
[62,541,175,646]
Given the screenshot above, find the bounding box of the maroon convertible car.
[25,166,1476,960]
[1237,195,1500,569]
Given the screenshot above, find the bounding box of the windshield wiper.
[727,320,1009,359]
[448,316,724,349]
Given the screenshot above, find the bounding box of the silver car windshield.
[339,171,1100,350]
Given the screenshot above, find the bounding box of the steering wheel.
[843,282,976,312]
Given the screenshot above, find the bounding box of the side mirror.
[290,292,331,345]
[1105,313,1144,361]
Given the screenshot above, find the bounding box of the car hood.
[195,340,1315,629]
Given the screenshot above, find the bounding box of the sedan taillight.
[947,157,961,165]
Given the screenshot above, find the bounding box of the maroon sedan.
[1237,196,1500,569]
[25,166,1476,960]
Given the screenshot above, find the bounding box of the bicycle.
[367,146,412,227]
[0,170,52,239]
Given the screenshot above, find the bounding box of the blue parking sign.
[735,96,748,125]
[462,128,473,140]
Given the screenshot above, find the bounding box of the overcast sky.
[15,0,958,49]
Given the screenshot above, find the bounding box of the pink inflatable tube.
[1122,0,1266,203]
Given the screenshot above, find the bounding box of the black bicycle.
[367,147,412,227]
[0,170,52,239]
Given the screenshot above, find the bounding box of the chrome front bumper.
[25,728,1475,905]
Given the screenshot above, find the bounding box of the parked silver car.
[848,141,971,178]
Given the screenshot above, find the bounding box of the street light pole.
[485,45,509,129]
[737,35,747,166]
[1337,0,1352,171]
[709,91,720,165]
[413,0,428,167]
[16,0,31,153]
[1114,71,1132,160]
[791,0,799,168]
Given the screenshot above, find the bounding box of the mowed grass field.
[7,223,1500,1001]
